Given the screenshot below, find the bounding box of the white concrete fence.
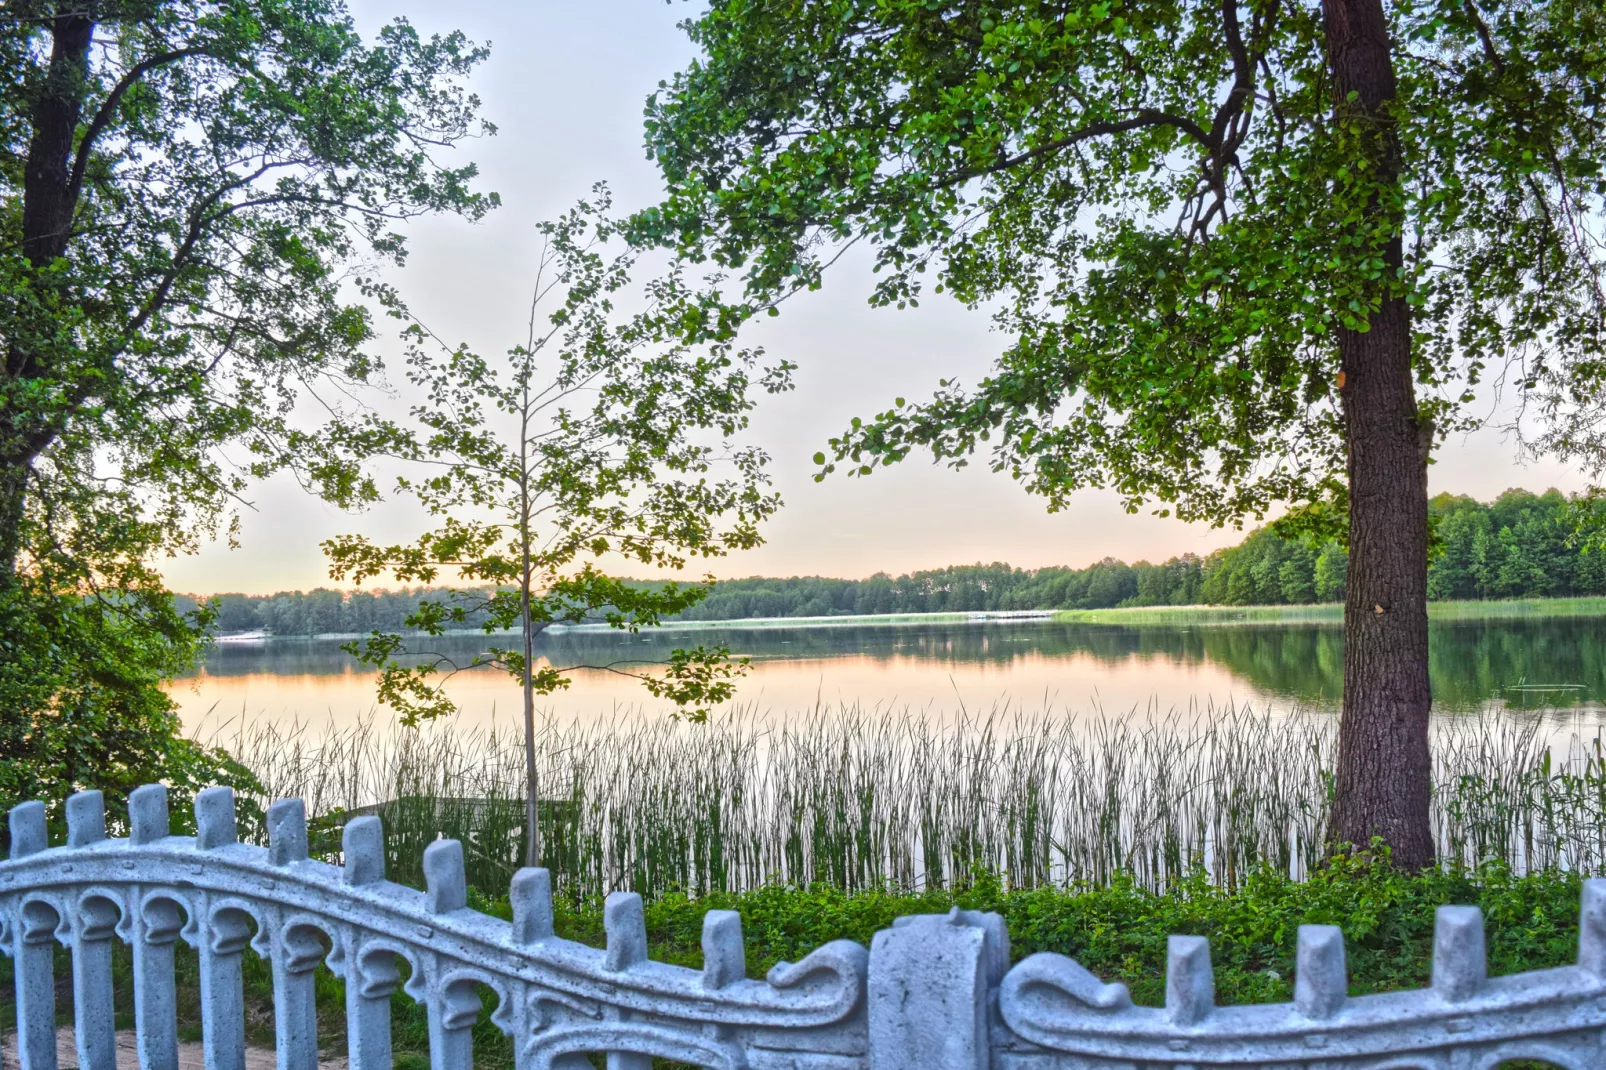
[3,784,1605,1068]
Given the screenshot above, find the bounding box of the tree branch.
[69,47,211,199]
[973,109,1216,180]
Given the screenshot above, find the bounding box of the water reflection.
[169,616,1606,734]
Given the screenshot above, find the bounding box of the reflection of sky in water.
[169,618,1606,745]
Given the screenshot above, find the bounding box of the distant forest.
[187,489,1606,634]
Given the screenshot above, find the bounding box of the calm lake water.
[168,615,1606,738]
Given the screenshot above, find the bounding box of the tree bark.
[523,609,542,870]
[21,11,93,271]
[1322,0,1435,870]
[2,10,96,576]
[0,464,30,587]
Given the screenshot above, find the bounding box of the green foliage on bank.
[499,856,1588,1008]
[2,859,1587,1068]
[188,488,1606,632]
[0,586,260,839]
[669,488,1603,617]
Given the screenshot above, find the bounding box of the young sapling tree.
[326,191,792,865]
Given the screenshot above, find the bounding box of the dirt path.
[1,1028,348,1069]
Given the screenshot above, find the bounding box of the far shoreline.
[202,596,1606,643]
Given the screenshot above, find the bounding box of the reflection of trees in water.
[192,634,518,678]
[189,619,1606,711]
[1199,619,1606,708]
[1191,627,1344,703]
[1426,619,1606,709]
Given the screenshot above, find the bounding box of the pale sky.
[159,0,1589,598]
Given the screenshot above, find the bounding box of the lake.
[168,614,1606,739]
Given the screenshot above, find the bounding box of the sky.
[159,0,1590,598]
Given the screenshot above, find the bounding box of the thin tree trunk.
[522,591,541,869]
[1322,0,1435,870]
[520,366,541,869]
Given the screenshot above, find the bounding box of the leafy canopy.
[326,190,794,724]
[0,1,493,817]
[2,1,497,554]
[635,0,1606,524]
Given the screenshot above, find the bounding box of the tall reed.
[216,702,1606,900]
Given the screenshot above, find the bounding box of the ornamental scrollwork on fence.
[0,785,867,1070]
[3,783,1605,1069]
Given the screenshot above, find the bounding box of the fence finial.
[1295,925,1347,1019]
[511,867,553,942]
[66,790,105,847]
[343,815,385,886]
[195,787,237,849]
[8,800,47,859]
[1432,906,1486,1002]
[129,784,169,845]
[1580,879,1606,975]
[424,840,467,913]
[1166,935,1214,1026]
[702,909,746,989]
[604,891,648,971]
[268,798,308,865]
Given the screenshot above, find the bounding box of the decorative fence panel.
[1,784,1602,1069]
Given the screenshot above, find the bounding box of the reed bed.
[215,703,1606,900]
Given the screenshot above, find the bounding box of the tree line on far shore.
[191,488,1605,634]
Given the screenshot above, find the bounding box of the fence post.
[424,840,477,1070]
[268,799,321,1070]
[129,785,180,1070]
[9,802,57,1070]
[1581,878,1606,975]
[343,816,396,1070]
[1432,905,1487,1003]
[195,788,247,1070]
[509,867,553,1070]
[867,908,1004,1070]
[66,791,117,1070]
[604,892,651,1070]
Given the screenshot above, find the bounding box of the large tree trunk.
[21,12,92,270]
[1322,0,1435,870]
[0,462,30,587]
[2,10,96,576]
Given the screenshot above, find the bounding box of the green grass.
[1051,595,1606,626]
[1053,603,1347,624]
[1425,595,1606,619]
[1,858,1587,1068]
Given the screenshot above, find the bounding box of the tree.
[1314,543,1349,603]
[326,191,792,867]
[1,1,493,821]
[1427,497,1486,600]
[3,1,495,571]
[1279,544,1318,604]
[635,0,1606,867]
